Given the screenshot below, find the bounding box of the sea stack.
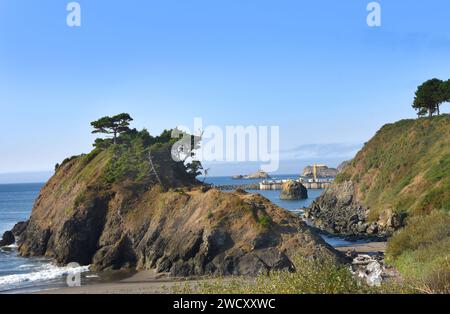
[280,180,308,200]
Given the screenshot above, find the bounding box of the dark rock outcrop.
[305,181,404,238]
[11,221,29,237]
[280,181,308,200]
[0,231,15,247]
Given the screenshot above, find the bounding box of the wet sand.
[36,270,213,294]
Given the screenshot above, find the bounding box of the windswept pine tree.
[91,113,134,144]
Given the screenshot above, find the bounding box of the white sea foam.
[17,264,35,269]
[0,263,90,290]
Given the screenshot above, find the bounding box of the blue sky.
[1,0,449,180]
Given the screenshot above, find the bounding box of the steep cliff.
[305,115,450,238]
[16,131,339,276]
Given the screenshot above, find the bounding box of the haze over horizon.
[1,1,449,181]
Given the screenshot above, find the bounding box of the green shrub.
[258,215,272,228]
[386,211,450,293]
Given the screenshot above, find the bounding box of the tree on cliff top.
[413,78,449,117]
[91,113,133,144]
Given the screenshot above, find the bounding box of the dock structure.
[259,180,285,190]
[301,180,333,189]
[259,178,333,190]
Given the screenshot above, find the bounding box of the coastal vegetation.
[386,211,450,292]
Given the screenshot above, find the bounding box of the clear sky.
[1,0,449,180]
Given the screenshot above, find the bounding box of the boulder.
[351,254,383,287]
[0,231,15,247]
[280,181,308,200]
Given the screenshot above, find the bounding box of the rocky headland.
[11,127,341,277]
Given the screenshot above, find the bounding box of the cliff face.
[305,115,450,238]
[17,143,338,276]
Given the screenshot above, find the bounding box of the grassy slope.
[336,114,449,291]
[336,114,450,219]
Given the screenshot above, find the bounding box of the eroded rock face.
[305,181,404,238]
[280,181,308,200]
[16,159,340,276]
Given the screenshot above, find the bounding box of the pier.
[259,178,333,190]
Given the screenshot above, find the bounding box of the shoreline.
[35,242,388,294]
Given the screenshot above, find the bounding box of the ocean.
[0,177,363,293]
[0,183,91,293]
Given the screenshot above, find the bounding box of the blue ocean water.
[0,177,363,293]
[0,183,42,235]
[0,183,91,293]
